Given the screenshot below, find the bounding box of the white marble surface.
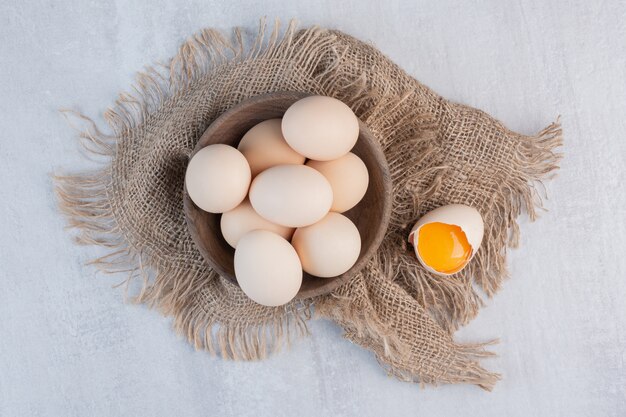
[1,0,625,416]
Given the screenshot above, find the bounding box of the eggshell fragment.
[291,212,361,278]
[220,199,294,248]
[238,119,306,176]
[234,230,302,306]
[306,152,369,213]
[185,144,251,213]
[249,165,333,228]
[408,204,484,276]
[281,96,359,161]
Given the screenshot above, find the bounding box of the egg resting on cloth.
[54,19,562,390]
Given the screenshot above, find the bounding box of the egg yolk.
[417,222,472,274]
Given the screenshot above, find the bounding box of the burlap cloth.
[55,20,562,390]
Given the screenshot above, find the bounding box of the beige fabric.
[55,20,561,390]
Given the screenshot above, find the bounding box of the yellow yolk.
[417,222,472,274]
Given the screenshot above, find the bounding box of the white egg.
[249,165,333,228]
[306,152,369,213]
[185,144,251,213]
[220,199,294,248]
[407,204,484,276]
[291,212,361,278]
[281,96,359,161]
[234,230,302,306]
[238,119,306,176]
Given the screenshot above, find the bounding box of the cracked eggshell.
[408,204,484,276]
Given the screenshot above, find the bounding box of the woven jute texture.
[55,20,562,390]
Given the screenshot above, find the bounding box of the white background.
[1,1,625,416]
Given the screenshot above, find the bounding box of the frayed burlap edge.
[54,19,562,391]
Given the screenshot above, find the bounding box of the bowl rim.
[183,91,392,299]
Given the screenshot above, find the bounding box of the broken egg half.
[408,204,484,276]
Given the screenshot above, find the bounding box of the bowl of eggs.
[184,92,391,306]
